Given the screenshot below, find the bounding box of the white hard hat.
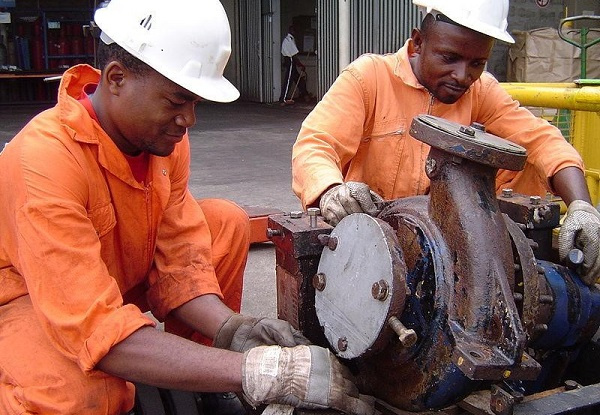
[95,0,240,103]
[413,0,514,44]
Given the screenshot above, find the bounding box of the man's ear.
[409,28,423,55]
[103,61,127,96]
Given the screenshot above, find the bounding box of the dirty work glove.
[319,182,385,226]
[242,345,376,415]
[213,314,310,353]
[558,200,600,286]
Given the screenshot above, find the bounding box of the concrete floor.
[0,99,315,319]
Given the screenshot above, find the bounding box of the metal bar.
[513,383,600,415]
[500,85,600,111]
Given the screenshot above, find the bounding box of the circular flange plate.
[315,213,407,359]
[410,114,527,171]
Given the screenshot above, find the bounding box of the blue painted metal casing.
[530,260,600,350]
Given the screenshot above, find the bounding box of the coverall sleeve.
[475,76,584,191]
[292,59,373,208]
[146,137,223,321]
[10,135,154,373]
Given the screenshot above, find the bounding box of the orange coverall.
[0,65,249,414]
[292,41,585,208]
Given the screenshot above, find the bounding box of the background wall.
[489,0,567,81]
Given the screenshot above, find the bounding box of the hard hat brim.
[173,75,240,103]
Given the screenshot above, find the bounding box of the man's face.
[409,21,495,104]
[108,67,201,157]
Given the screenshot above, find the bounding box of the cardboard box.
[507,27,600,82]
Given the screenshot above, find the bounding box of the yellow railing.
[501,82,600,207]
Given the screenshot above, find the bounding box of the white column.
[339,0,350,73]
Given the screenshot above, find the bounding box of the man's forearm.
[551,166,592,206]
[97,326,243,392]
[172,294,234,340]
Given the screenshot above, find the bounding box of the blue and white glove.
[558,200,600,286]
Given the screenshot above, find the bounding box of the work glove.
[558,200,600,286]
[242,345,377,415]
[319,182,385,226]
[213,314,310,353]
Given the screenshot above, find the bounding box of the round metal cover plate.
[417,114,526,154]
[410,114,527,171]
[316,213,406,359]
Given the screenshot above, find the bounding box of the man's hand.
[558,200,600,286]
[319,182,384,226]
[213,314,310,352]
[242,345,376,415]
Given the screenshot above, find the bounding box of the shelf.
[0,70,63,79]
[7,8,95,72]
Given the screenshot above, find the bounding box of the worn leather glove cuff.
[213,314,252,350]
[214,314,310,352]
[242,345,376,415]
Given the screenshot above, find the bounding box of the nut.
[312,273,326,291]
[371,279,389,301]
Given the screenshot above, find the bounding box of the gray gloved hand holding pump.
[558,199,600,286]
[213,313,310,352]
[319,181,385,226]
[242,345,377,415]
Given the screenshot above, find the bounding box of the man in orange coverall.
[292,0,600,287]
[0,0,376,414]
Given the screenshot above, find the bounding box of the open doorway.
[278,1,317,103]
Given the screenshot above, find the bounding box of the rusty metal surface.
[357,196,474,411]
[497,192,561,262]
[504,215,553,345]
[351,119,540,410]
[497,193,560,230]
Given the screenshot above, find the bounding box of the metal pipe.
[500,84,600,112]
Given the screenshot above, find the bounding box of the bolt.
[425,158,437,176]
[539,294,553,305]
[534,323,548,333]
[568,248,584,267]
[388,316,417,348]
[337,337,348,352]
[564,380,580,391]
[312,273,326,291]
[513,292,523,302]
[530,195,542,205]
[317,234,330,246]
[289,211,303,219]
[459,125,476,136]
[502,188,513,198]
[307,207,320,228]
[266,228,282,238]
[327,236,338,251]
[471,122,486,132]
[371,279,389,301]
[317,234,338,250]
